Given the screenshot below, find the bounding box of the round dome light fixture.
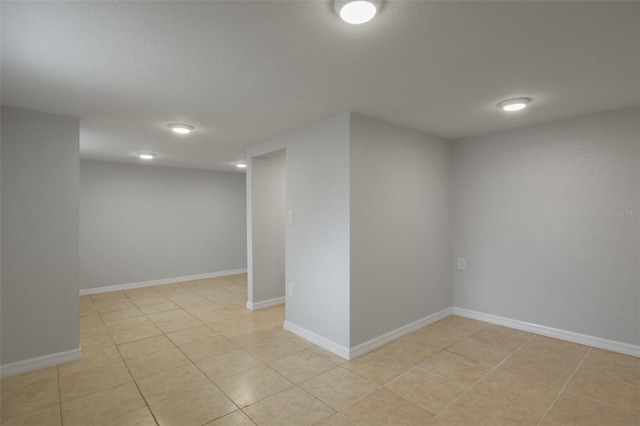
[138,152,156,160]
[498,98,531,112]
[168,123,194,134]
[334,0,381,24]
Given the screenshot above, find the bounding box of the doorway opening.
[248,149,286,310]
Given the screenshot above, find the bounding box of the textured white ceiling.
[2,1,639,171]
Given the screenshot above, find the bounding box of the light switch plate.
[457,258,466,270]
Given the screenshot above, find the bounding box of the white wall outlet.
[288,282,295,298]
[457,258,466,270]
[288,210,294,224]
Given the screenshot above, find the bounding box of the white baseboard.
[283,308,453,361]
[283,320,350,360]
[349,307,453,359]
[452,307,640,357]
[79,269,247,296]
[246,296,285,311]
[0,348,82,378]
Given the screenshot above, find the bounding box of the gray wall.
[350,114,451,346]
[247,113,351,349]
[452,107,640,345]
[80,160,247,289]
[285,114,351,348]
[1,106,80,364]
[250,150,286,304]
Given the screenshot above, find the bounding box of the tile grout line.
[332,363,384,408]
[429,331,537,423]
[293,383,339,424]
[538,350,639,420]
[57,365,64,425]
[77,304,235,423]
[138,281,264,423]
[95,292,176,422]
[177,295,298,425]
[341,322,508,423]
[187,346,249,422]
[90,289,389,423]
[75,297,147,424]
[341,320,493,422]
[343,320,493,424]
[120,290,162,426]
[130,288,232,425]
[535,346,592,426]
[136,296,256,425]
[203,324,337,423]
[70,285,629,426]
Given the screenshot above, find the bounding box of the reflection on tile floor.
[1,274,638,425]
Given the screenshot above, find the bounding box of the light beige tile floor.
[1,274,639,425]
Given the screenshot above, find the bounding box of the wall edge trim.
[0,348,82,378]
[452,307,640,357]
[79,269,247,295]
[349,307,454,359]
[246,296,285,311]
[283,320,350,360]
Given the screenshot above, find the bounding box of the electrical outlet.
[457,258,466,270]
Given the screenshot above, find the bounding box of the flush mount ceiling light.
[168,123,194,134]
[236,162,247,169]
[334,0,381,24]
[498,98,532,112]
[138,152,156,160]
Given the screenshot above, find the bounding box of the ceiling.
[2,1,639,172]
